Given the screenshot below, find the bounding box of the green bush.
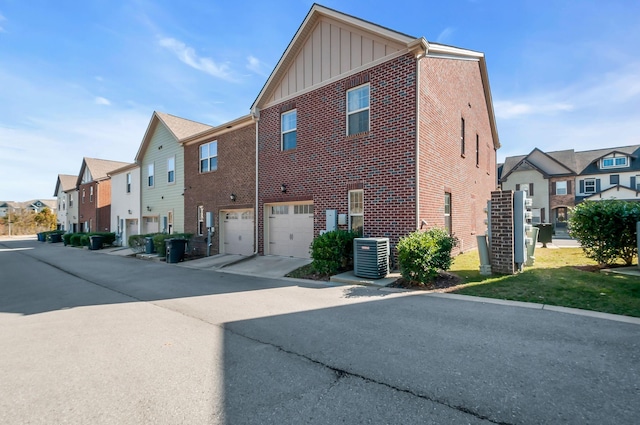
[310,230,359,276]
[62,233,73,245]
[396,228,459,284]
[69,233,85,247]
[568,200,640,266]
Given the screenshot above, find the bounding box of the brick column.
[490,190,516,274]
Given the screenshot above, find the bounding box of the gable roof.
[134,111,213,162]
[500,148,576,182]
[574,145,640,174]
[250,3,499,149]
[75,157,130,187]
[53,174,77,197]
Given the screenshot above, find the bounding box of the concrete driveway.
[1,237,639,424]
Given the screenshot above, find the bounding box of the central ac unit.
[354,238,389,279]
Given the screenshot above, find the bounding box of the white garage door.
[267,203,314,258]
[222,209,254,255]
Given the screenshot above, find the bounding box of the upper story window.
[601,156,628,169]
[556,181,567,195]
[347,84,369,136]
[584,178,596,193]
[200,141,218,173]
[126,173,131,193]
[460,118,465,156]
[281,110,297,151]
[148,163,154,187]
[167,157,175,184]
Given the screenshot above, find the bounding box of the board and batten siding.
[267,17,404,104]
[140,123,185,233]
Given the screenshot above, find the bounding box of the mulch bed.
[387,271,463,291]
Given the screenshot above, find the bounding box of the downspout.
[253,109,260,256]
[415,51,426,230]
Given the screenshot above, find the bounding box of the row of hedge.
[62,232,116,248]
[309,228,458,284]
[128,233,193,253]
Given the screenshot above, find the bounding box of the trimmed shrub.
[62,233,73,246]
[569,200,640,266]
[396,228,459,284]
[69,233,85,247]
[310,230,359,276]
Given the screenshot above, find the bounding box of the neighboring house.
[250,4,499,258]
[53,174,77,231]
[76,157,129,233]
[500,145,640,231]
[108,163,141,246]
[135,112,212,235]
[182,114,256,256]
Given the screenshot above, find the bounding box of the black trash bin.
[89,235,104,250]
[535,223,553,247]
[145,236,155,254]
[165,238,187,263]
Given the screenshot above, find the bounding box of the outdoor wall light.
[280,183,287,193]
[230,193,237,201]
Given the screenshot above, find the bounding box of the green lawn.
[450,248,640,318]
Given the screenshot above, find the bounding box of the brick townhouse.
[251,4,499,258]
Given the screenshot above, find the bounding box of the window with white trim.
[584,179,596,193]
[200,141,218,173]
[349,190,363,236]
[347,84,369,136]
[556,181,567,195]
[148,163,154,187]
[281,110,297,150]
[197,205,204,236]
[601,156,628,169]
[167,157,175,184]
[444,192,452,235]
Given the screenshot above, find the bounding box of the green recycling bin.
[165,239,187,263]
[145,237,155,254]
[89,235,104,250]
[535,223,553,247]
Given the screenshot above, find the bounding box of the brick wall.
[257,54,418,257]
[183,123,256,255]
[418,57,497,253]
[490,190,515,274]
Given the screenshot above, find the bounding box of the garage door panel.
[267,203,313,258]
[222,209,253,255]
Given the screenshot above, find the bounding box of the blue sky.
[1,0,639,201]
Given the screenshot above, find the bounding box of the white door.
[222,209,254,255]
[267,203,314,258]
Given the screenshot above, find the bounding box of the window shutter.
[541,208,546,223]
[596,179,601,192]
[530,183,534,196]
[552,182,556,194]
[567,181,572,195]
[579,180,584,193]
[632,176,637,190]
[516,184,520,191]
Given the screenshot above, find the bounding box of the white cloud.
[95,96,111,105]
[246,55,269,77]
[436,27,455,44]
[158,37,236,81]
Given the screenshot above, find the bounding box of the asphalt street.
[1,238,639,424]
